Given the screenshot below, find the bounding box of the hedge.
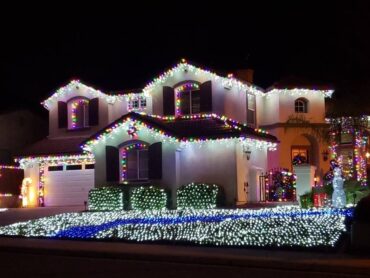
[88,187,124,211]
[177,183,221,209]
[131,186,168,210]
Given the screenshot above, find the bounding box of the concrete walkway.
[0,206,85,226]
[0,237,369,277]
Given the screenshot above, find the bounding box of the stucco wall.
[178,142,237,206]
[90,122,271,207]
[260,92,326,126]
[267,127,330,180]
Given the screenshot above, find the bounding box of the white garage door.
[44,165,94,207]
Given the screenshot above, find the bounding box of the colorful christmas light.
[174,82,200,116]
[42,60,332,111]
[70,98,89,129]
[0,165,22,170]
[0,193,13,197]
[16,154,95,206]
[82,113,277,153]
[327,116,368,185]
[120,143,148,181]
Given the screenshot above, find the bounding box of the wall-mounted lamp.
[322,150,329,161]
[243,145,252,160]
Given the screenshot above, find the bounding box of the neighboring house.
[0,109,47,164]
[16,60,333,207]
[326,116,369,185]
[260,76,333,180]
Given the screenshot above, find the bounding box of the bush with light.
[177,183,220,209]
[131,186,167,210]
[88,187,124,211]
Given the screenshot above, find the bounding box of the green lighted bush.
[131,186,167,210]
[299,191,314,209]
[88,187,124,211]
[177,183,220,209]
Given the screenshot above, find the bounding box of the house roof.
[41,61,334,110]
[83,112,278,149]
[15,137,87,157]
[266,75,333,91]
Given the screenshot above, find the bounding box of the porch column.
[236,143,249,205]
[293,164,316,202]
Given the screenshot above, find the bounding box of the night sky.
[1,2,369,116]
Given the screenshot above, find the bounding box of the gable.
[82,112,278,153]
[142,59,265,97]
[41,80,117,110]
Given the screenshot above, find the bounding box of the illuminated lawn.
[0,206,353,248]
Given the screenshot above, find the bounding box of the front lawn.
[0,206,353,249]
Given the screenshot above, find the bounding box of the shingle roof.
[267,75,333,91]
[84,112,278,145]
[15,137,87,157]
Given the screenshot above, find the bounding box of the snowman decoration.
[332,167,346,208]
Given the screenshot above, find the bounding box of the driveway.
[0,206,85,226]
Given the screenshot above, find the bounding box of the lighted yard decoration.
[332,167,346,208]
[0,206,352,248]
[20,178,32,207]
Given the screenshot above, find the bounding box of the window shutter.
[200,81,212,112]
[58,101,67,128]
[89,98,99,126]
[163,86,175,116]
[106,146,119,182]
[148,142,162,179]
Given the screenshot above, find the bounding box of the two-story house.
[16,60,333,208]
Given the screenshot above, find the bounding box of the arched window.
[295,98,308,113]
[67,97,90,129]
[175,81,201,115]
[120,141,149,181]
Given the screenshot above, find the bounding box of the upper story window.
[247,94,256,126]
[295,98,308,113]
[175,82,201,115]
[128,96,147,111]
[67,97,90,129]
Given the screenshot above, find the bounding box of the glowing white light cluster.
[266,88,333,98]
[0,206,350,248]
[88,187,125,211]
[0,208,8,213]
[177,183,219,209]
[131,186,167,211]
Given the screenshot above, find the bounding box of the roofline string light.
[41,60,333,110]
[82,113,277,152]
[15,154,95,207]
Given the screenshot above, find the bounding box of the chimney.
[234,69,254,83]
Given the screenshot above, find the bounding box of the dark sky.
[1,1,370,115]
